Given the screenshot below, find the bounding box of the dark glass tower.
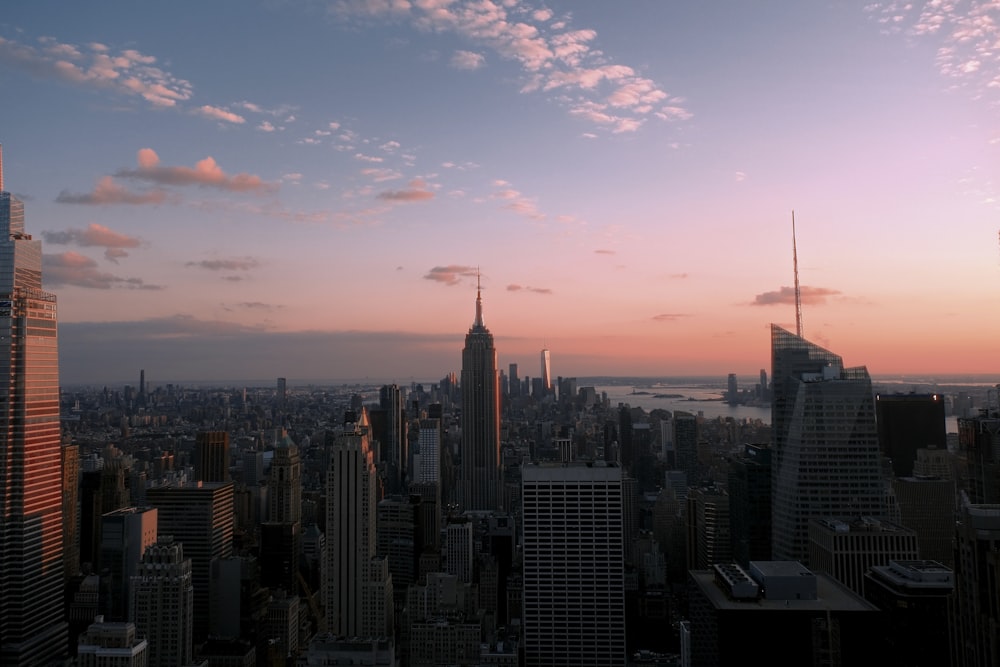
[460,278,501,511]
[770,324,883,562]
[0,144,68,664]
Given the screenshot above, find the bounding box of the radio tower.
[792,211,803,337]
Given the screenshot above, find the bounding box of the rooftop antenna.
[792,210,803,338]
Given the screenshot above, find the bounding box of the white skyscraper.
[521,461,626,666]
[540,348,552,394]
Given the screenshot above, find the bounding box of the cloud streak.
[55,176,169,206]
[424,265,478,285]
[42,223,141,262]
[507,284,552,294]
[43,252,163,290]
[116,148,276,193]
[751,285,842,306]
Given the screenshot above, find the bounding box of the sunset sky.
[1,1,998,385]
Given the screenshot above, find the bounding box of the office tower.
[957,411,1000,504]
[63,442,81,578]
[508,363,519,398]
[259,521,301,594]
[893,474,956,566]
[540,348,551,394]
[686,486,733,569]
[0,144,68,665]
[864,560,953,667]
[417,418,441,483]
[950,502,1000,667]
[379,384,406,492]
[263,591,300,660]
[728,444,772,565]
[673,411,698,477]
[445,517,474,584]
[685,561,881,667]
[770,325,884,562]
[276,376,287,406]
[409,481,441,553]
[876,393,947,478]
[459,279,502,512]
[138,368,145,398]
[377,495,419,602]
[726,373,738,405]
[76,617,148,667]
[131,537,194,667]
[521,461,626,667]
[195,430,230,483]
[325,411,393,638]
[269,435,301,523]
[146,481,234,641]
[99,507,158,621]
[808,517,919,596]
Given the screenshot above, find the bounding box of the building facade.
[521,462,626,667]
[0,144,67,665]
[459,280,502,512]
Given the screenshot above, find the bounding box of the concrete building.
[130,537,194,667]
[77,617,148,667]
[808,516,919,596]
[521,461,626,667]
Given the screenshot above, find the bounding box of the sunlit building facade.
[0,144,67,665]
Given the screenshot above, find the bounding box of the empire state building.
[0,145,67,664]
[459,277,501,512]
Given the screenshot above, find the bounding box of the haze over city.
[1,1,998,384]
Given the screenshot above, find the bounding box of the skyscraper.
[876,393,947,478]
[459,278,502,512]
[770,324,884,562]
[0,144,68,664]
[325,410,393,638]
[521,461,626,666]
[540,348,551,395]
[131,536,194,667]
[195,430,230,483]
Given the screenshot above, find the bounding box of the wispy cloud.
[42,223,141,262]
[866,1,1000,101]
[424,265,478,285]
[652,313,689,321]
[43,251,163,289]
[490,182,544,219]
[186,257,261,271]
[0,35,192,108]
[751,285,842,306]
[594,249,616,255]
[55,176,169,206]
[377,178,435,202]
[507,283,552,294]
[195,105,246,124]
[332,0,691,133]
[117,148,277,193]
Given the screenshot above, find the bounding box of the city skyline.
[2,1,999,383]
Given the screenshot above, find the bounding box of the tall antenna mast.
[792,210,803,337]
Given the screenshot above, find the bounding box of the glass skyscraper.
[0,145,67,664]
[770,324,884,562]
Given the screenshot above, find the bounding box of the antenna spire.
[792,210,803,338]
[474,268,484,328]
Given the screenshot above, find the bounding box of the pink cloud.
[43,251,162,289]
[117,148,276,193]
[751,285,842,306]
[55,176,168,205]
[377,179,434,202]
[506,284,552,294]
[424,265,477,285]
[196,105,246,124]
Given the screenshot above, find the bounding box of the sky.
[1,0,998,385]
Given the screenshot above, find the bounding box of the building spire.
[474,268,484,328]
[792,210,803,338]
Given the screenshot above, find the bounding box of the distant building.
[77,617,148,667]
[876,393,947,478]
[540,348,552,395]
[521,461,626,667]
[770,325,884,562]
[808,516,919,596]
[131,537,194,667]
[728,444,772,565]
[459,279,502,512]
[893,475,956,567]
[687,486,732,569]
[195,431,230,483]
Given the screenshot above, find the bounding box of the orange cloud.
[117,148,276,193]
